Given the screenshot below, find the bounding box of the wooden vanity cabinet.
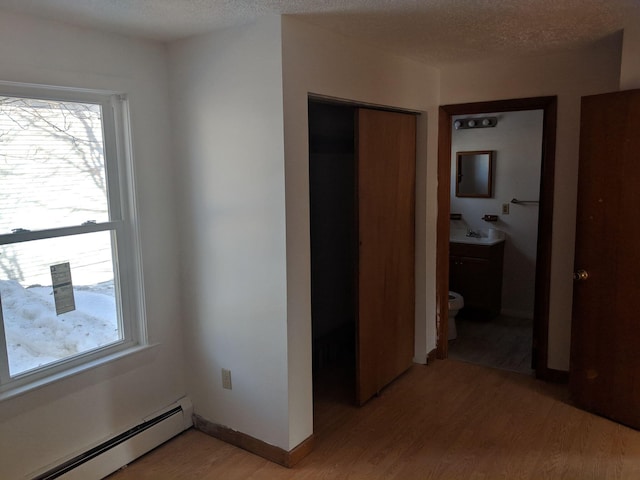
[449,241,504,317]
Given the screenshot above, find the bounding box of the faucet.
[466,229,481,238]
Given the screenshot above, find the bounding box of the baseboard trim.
[427,348,437,364]
[286,433,315,467]
[537,367,569,384]
[193,414,314,468]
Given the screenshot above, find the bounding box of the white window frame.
[0,82,147,397]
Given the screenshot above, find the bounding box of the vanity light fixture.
[453,116,498,130]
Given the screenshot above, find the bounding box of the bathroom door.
[570,89,640,429]
[356,108,416,406]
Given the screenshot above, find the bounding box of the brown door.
[570,89,640,428]
[356,108,416,405]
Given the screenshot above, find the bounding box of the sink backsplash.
[450,219,469,238]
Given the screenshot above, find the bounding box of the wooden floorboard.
[107,360,640,479]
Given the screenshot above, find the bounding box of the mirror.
[456,150,494,198]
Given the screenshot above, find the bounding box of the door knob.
[573,269,589,281]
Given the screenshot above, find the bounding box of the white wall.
[167,16,441,454]
[0,11,185,480]
[621,23,640,89]
[0,11,626,475]
[168,17,291,449]
[451,110,544,318]
[281,17,440,449]
[441,35,622,370]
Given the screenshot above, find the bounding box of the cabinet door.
[456,257,491,309]
[357,108,416,406]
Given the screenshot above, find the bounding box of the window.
[0,85,145,393]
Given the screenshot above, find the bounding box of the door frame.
[436,96,558,380]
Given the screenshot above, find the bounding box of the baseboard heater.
[32,396,193,480]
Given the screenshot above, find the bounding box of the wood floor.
[448,314,534,375]
[108,360,640,479]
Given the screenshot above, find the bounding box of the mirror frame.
[455,150,494,198]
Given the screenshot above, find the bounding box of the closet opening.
[309,99,357,405]
[308,96,417,406]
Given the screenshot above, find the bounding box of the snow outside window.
[0,87,145,392]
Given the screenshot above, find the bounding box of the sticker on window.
[50,262,76,315]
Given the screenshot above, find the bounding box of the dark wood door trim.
[436,96,557,380]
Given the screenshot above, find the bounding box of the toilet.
[448,291,464,340]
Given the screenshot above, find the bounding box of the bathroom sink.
[449,234,504,246]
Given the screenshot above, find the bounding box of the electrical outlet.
[502,203,510,215]
[221,368,232,390]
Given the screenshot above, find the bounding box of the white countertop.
[450,235,505,246]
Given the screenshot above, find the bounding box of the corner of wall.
[621,24,640,89]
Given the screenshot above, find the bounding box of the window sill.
[0,343,159,402]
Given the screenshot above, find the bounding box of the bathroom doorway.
[448,109,542,375]
[436,97,558,380]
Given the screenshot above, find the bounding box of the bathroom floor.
[448,314,534,376]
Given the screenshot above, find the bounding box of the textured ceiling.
[0,0,637,65]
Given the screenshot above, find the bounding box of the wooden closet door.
[356,108,416,406]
